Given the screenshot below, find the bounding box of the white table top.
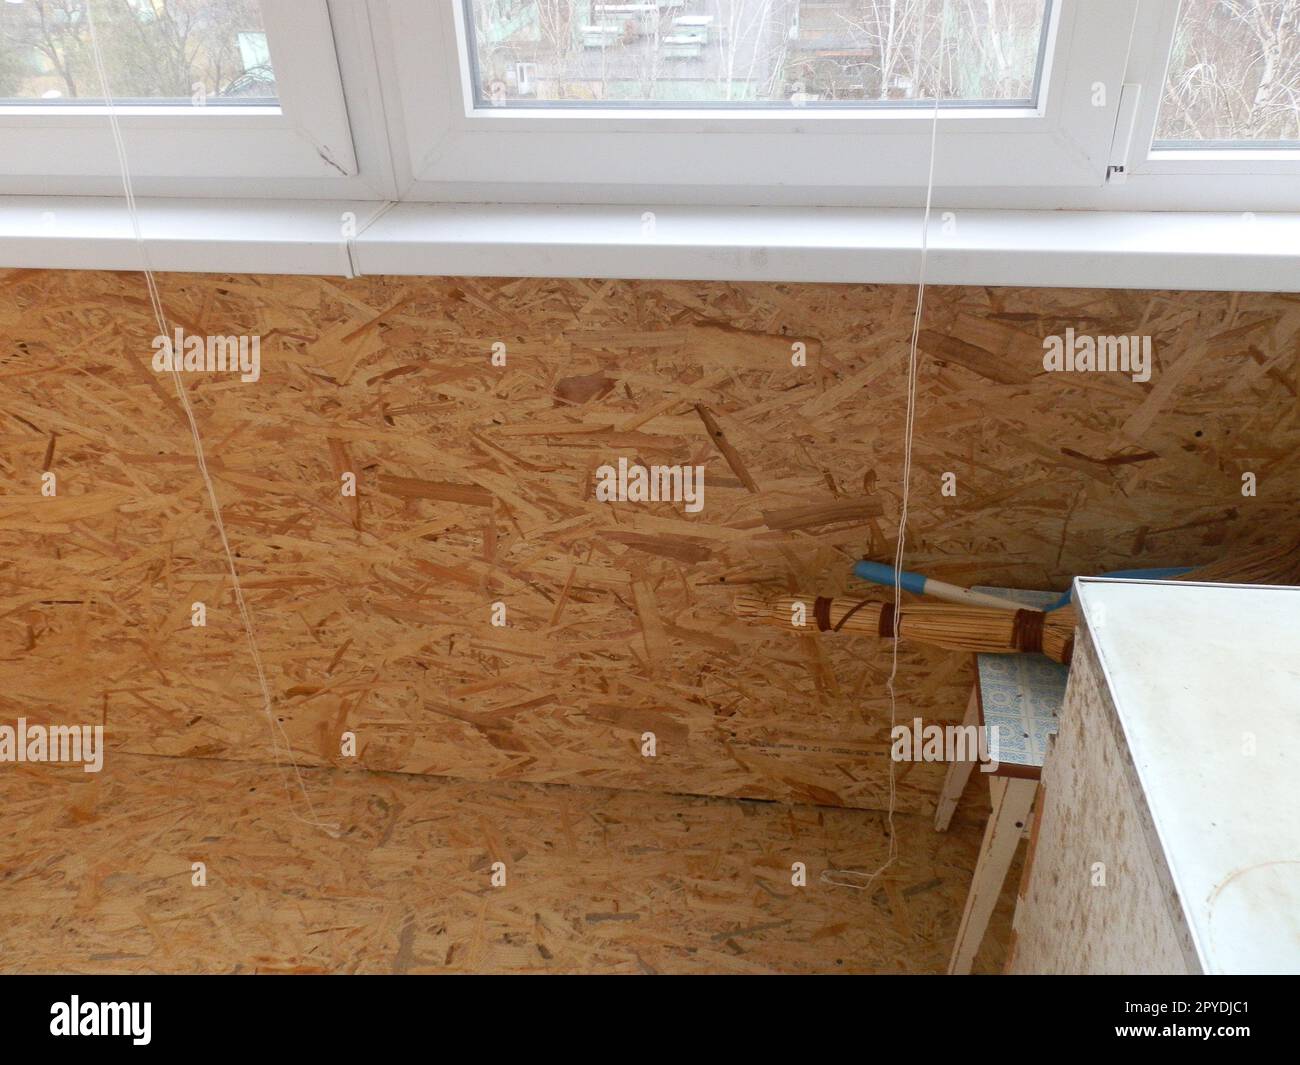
[1077,577,1300,975]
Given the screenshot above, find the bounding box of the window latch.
[1106,83,1143,184]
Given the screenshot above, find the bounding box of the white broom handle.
[852,560,1029,612]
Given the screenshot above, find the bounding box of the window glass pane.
[0,0,276,104]
[1155,0,1300,144]
[464,0,1051,107]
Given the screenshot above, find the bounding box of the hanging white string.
[85,2,338,835]
[822,2,947,891]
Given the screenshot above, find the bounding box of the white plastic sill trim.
[1,197,1298,291]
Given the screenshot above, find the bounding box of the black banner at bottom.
[0,973,1286,1052]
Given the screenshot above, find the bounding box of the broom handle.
[852,561,1027,612]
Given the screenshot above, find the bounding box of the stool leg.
[934,684,980,832]
[947,776,1036,974]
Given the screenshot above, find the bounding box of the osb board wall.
[1,269,1296,814]
[0,753,1014,974]
[1008,632,1190,975]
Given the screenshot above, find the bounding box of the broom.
[735,593,1079,663]
[736,539,1300,666]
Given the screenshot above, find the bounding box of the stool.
[934,588,1069,975]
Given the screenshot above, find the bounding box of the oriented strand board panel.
[1007,630,1190,974]
[1,270,1297,812]
[0,752,1013,974]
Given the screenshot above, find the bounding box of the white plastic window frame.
[0,0,369,198]
[382,0,1137,204]
[1,0,1294,211]
[1113,0,1300,209]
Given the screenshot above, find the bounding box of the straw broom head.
[735,593,1076,663]
[1174,538,1300,586]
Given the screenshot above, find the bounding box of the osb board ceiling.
[0,754,1014,974]
[1,270,1296,814]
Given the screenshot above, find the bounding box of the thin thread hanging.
[822,3,947,891]
[85,2,338,836]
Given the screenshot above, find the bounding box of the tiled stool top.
[972,587,1070,772]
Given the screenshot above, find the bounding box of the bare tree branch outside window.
[1157,0,1300,142]
[0,0,276,102]
[468,0,1049,106]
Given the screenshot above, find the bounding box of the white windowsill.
[1,197,1298,292]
